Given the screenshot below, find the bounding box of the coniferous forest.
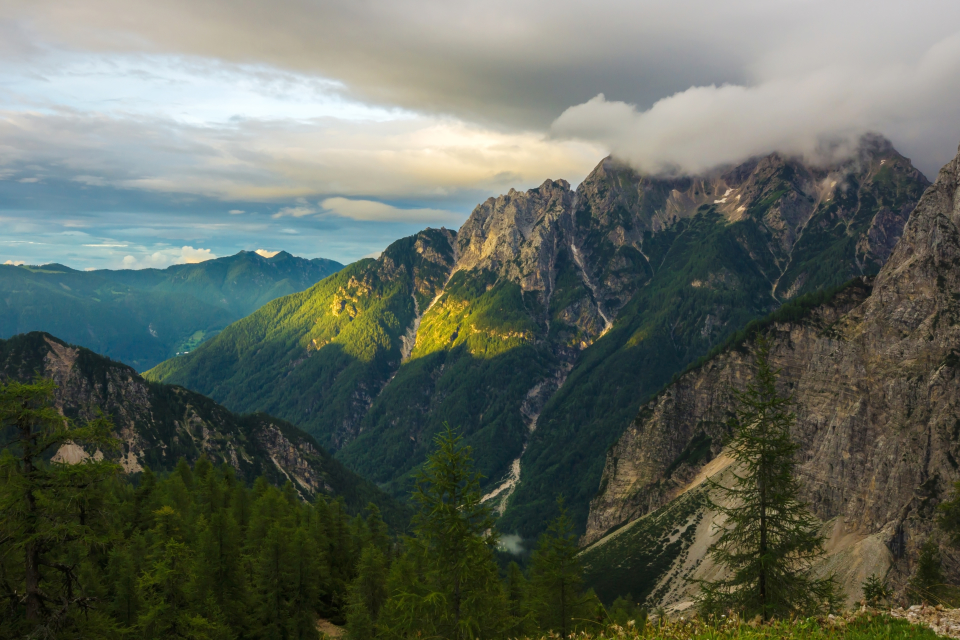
[0,378,629,639]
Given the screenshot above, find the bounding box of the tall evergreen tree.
[697,338,835,619]
[528,498,593,638]
[380,426,504,640]
[345,546,389,640]
[504,561,534,638]
[193,507,247,628]
[0,378,119,637]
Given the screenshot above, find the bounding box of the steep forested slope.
[0,250,341,370]
[0,331,402,523]
[148,230,457,450]
[147,135,928,538]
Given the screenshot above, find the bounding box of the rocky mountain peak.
[856,140,960,341]
[455,178,574,293]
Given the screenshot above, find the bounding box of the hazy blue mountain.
[0,250,342,370]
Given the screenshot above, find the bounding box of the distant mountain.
[0,250,342,370]
[146,135,929,539]
[0,331,404,526]
[580,140,960,608]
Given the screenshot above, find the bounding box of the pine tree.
[287,527,322,640]
[254,523,292,638]
[697,338,835,619]
[0,378,120,636]
[528,498,591,638]
[363,503,391,555]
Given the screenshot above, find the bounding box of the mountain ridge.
[146,134,929,538]
[0,330,405,526]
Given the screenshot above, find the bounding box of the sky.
[2,0,960,269]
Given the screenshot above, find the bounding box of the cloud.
[3,0,960,267]
[180,246,215,263]
[553,30,960,176]
[254,249,279,257]
[228,209,244,214]
[320,197,460,223]
[4,259,25,266]
[120,245,215,269]
[272,202,318,218]
[6,0,960,178]
[0,108,600,203]
[498,534,524,555]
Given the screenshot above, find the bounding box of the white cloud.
[255,249,279,258]
[272,203,318,218]
[180,246,215,263]
[320,197,460,223]
[120,245,216,269]
[4,259,25,266]
[229,209,244,214]
[552,33,960,176]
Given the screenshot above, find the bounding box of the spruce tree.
[504,561,534,638]
[697,338,835,619]
[193,507,247,628]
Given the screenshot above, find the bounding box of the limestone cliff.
[582,141,960,605]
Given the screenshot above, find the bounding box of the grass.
[541,614,946,640]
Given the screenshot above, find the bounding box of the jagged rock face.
[456,180,572,295]
[453,135,927,342]
[0,332,402,519]
[583,143,960,603]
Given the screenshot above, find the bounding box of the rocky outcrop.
[583,142,960,603]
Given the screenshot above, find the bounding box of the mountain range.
[146,133,929,542]
[0,250,342,371]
